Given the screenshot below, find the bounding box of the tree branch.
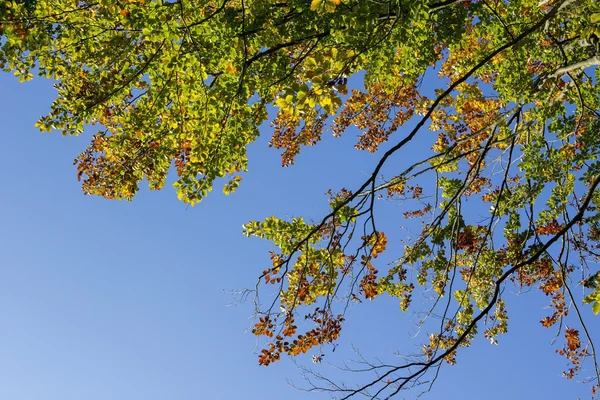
[549,55,600,78]
[244,31,330,67]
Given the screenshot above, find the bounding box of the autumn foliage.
[3,0,600,397]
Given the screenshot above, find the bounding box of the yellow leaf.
[324,0,340,12]
[310,0,322,11]
[226,61,237,74]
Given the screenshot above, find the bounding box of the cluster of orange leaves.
[535,219,563,236]
[369,232,388,258]
[386,180,406,197]
[465,176,490,196]
[360,258,379,300]
[403,203,432,219]
[256,311,344,366]
[457,94,502,136]
[295,275,312,303]
[556,328,587,380]
[455,226,485,253]
[271,109,327,166]
[173,140,192,177]
[263,251,283,285]
[512,257,568,328]
[430,86,502,171]
[252,315,274,338]
[256,231,390,365]
[333,82,422,152]
[357,232,388,299]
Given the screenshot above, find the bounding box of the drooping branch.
[330,174,600,399]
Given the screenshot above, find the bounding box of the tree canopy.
[2,0,600,397]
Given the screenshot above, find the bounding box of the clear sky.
[1,71,599,400]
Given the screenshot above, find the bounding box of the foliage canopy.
[2,0,600,397]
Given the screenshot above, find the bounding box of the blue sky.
[1,71,599,400]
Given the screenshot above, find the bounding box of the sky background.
[1,71,599,400]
